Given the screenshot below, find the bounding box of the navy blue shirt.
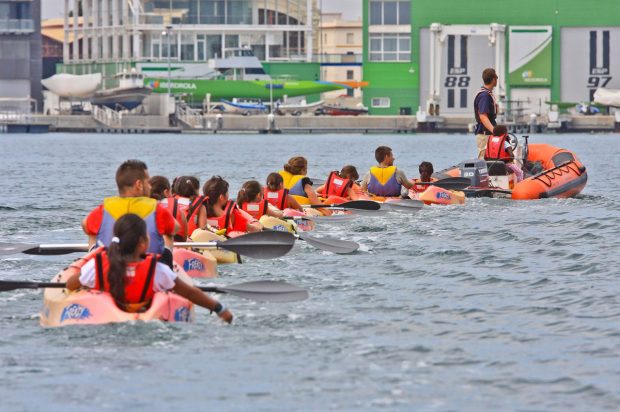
[474,87,496,135]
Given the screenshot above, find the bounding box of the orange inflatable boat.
[511,144,587,200]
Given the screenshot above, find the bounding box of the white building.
[63,0,316,64]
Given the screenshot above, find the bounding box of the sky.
[42,0,362,20]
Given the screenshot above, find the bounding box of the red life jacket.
[324,171,353,198]
[485,134,512,161]
[206,199,237,232]
[93,250,159,311]
[263,187,289,210]
[240,199,268,219]
[184,195,207,237]
[164,197,188,240]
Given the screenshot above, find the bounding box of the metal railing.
[176,103,203,128]
[92,105,122,128]
[0,19,34,33]
[313,53,363,64]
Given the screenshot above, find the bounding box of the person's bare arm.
[479,113,494,134]
[287,195,303,212]
[304,184,323,205]
[172,278,233,323]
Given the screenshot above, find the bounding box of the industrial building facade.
[0,0,42,112]
[363,0,620,116]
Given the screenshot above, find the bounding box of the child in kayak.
[264,173,303,212]
[317,165,369,202]
[174,176,207,238]
[202,176,263,235]
[67,214,233,323]
[279,156,325,205]
[149,175,188,242]
[410,161,435,193]
[237,180,285,219]
[361,146,413,197]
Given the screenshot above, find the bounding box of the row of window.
[369,33,410,61]
[369,0,410,26]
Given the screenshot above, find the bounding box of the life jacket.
[240,199,268,219]
[184,195,207,237]
[484,134,512,161]
[206,199,237,233]
[279,169,309,204]
[474,87,497,134]
[161,197,188,241]
[324,171,353,198]
[367,166,402,197]
[93,250,159,313]
[411,178,434,193]
[97,197,164,254]
[264,187,289,210]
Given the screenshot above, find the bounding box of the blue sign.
[60,304,92,323]
[174,306,191,322]
[183,258,205,272]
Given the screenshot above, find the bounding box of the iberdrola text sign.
[508,26,552,86]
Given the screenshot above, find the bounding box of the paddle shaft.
[19,282,233,294]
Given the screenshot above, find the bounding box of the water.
[0,133,619,411]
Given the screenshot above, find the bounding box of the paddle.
[307,200,381,211]
[296,233,359,254]
[0,279,308,303]
[414,177,472,191]
[0,231,295,260]
[383,199,424,212]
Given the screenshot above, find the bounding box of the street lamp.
[162,25,173,97]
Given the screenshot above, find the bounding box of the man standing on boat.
[473,68,498,159]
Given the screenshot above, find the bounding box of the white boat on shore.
[593,88,620,107]
[275,100,324,116]
[41,73,102,99]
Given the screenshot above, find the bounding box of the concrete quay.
[2,113,619,134]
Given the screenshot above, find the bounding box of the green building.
[363,0,620,115]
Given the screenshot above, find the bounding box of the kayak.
[190,229,240,264]
[40,252,194,327]
[409,185,465,205]
[173,247,217,278]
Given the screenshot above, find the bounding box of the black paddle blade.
[200,280,309,303]
[429,177,472,190]
[217,230,295,259]
[0,242,87,256]
[0,280,66,292]
[308,200,381,211]
[297,233,359,254]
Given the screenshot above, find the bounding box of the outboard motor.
[458,159,489,187]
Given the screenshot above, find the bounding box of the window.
[369,1,410,25]
[369,33,410,61]
[372,97,391,108]
[346,33,354,45]
[346,70,354,80]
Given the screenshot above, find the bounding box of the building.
[362,0,620,116]
[59,0,321,91]
[0,0,42,112]
[42,17,82,80]
[317,12,363,103]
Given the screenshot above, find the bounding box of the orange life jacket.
[164,197,188,240]
[183,195,207,237]
[206,200,238,233]
[485,134,512,161]
[263,187,289,210]
[93,250,159,312]
[324,171,353,198]
[240,199,268,219]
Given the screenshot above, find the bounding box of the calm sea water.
[0,133,619,411]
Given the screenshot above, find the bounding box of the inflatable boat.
[436,140,587,200]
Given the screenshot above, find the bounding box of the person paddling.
[150,175,188,242]
[202,176,263,235]
[264,173,303,212]
[278,157,324,205]
[361,146,413,197]
[67,214,232,323]
[174,176,207,239]
[317,165,369,201]
[237,180,285,220]
[82,160,179,267]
